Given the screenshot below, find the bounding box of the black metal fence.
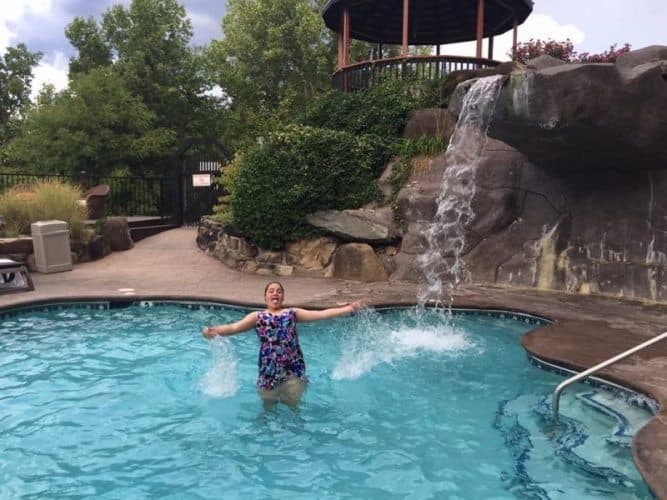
[0,173,179,218]
[332,55,500,92]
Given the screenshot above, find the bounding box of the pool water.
[0,304,655,499]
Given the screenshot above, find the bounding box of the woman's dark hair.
[264,281,284,294]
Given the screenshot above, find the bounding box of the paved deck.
[1,227,666,498]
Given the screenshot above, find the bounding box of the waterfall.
[417,75,505,306]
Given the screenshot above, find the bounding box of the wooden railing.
[332,54,500,92]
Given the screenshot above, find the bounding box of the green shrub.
[211,155,240,227]
[300,77,446,138]
[229,125,388,249]
[0,179,87,240]
[398,136,448,158]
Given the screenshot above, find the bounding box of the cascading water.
[418,75,506,307]
[335,78,506,375]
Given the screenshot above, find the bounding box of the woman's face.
[265,283,285,310]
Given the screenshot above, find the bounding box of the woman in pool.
[203,281,363,405]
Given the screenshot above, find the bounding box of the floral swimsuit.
[255,308,307,391]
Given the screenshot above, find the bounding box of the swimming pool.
[0,302,655,498]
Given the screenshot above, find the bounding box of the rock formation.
[393,46,667,303]
[197,46,667,302]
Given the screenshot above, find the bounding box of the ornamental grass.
[0,179,87,240]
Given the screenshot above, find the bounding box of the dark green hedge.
[300,77,447,137]
[230,125,390,249]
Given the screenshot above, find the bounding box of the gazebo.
[322,0,534,91]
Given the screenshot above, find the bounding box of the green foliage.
[63,0,226,156]
[6,68,175,177]
[0,43,42,147]
[101,0,211,139]
[229,125,388,249]
[211,156,240,227]
[398,136,448,158]
[0,180,87,240]
[65,16,112,77]
[6,0,225,178]
[301,77,448,137]
[295,78,448,203]
[388,156,413,201]
[207,0,336,149]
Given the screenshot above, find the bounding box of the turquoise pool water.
[0,303,655,499]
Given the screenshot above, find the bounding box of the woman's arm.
[202,311,256,338]
[293,300,364,323]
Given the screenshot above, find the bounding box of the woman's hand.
[202,326,217,338]
[348,299,364,312]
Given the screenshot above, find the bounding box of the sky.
[1,0,665,98]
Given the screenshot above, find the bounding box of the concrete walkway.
[1,227,666,498]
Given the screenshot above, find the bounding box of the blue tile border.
[0,301,110,319]
[0,299,254,319]
[528,354,660,416]
[1,299,553,326]
[374,304,552,326]
[131,300,250,312]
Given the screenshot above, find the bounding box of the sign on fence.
[192,174,212,187]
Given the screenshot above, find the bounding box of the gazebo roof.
[322,0,534,45]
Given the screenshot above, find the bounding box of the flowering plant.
[576,43,632,63]
[510,39,631,64]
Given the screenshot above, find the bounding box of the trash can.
[31,220,73,273]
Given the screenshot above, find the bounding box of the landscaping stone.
[88,234,111,260]
[273,264,294,277]
[331,243,389,282]
[403,108,456,140]
[102,217,134,251]
[306,207,400,244]
[285,237,337,270]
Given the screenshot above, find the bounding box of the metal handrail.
[552,331,667,421]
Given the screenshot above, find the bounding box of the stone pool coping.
[1,227,666,498]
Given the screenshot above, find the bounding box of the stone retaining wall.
[197,218,395,282]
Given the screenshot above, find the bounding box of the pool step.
[495,389,652,497]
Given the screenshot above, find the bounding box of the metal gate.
[173,137,232,225]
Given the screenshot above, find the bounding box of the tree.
[0,44,42,148]
[65,17,112,77]
[6,67,174,177]
[206,0,336,148]
[65,0,225,151]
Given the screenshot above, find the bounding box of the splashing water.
[418,75,506,306]
[332,308,474,380]
[200,337,240,398]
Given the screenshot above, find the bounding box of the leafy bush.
[511,39,631,64]
[228,125,388,249]
[0,179,87,240]
[300,77,447,138]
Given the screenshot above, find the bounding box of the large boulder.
[330,243,389,282]
[286,237,338,270]
[307,208,401,244]
[489,46,667,173]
